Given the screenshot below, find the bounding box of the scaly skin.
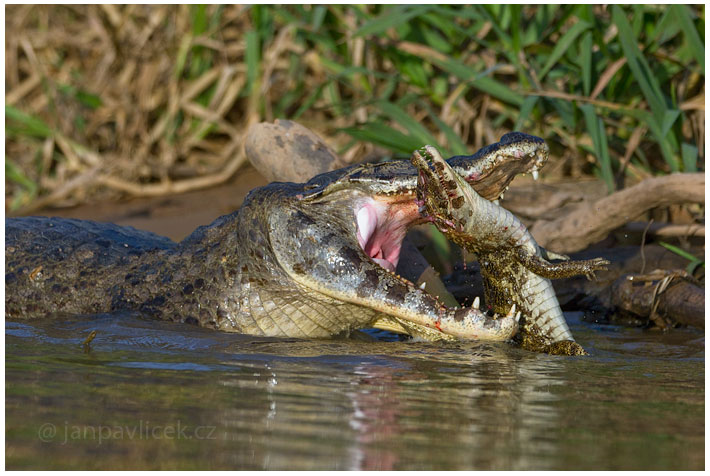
[6,134,552,341]
[411,145,609,354]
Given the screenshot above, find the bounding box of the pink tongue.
[372,258,396,272]
[356,205,376,249]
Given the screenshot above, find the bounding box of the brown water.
[5,311,704,470]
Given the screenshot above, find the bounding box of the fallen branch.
[622,221,704,238]
[530,173,705,253]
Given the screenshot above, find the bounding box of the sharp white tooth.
[505,186,509,191]
[499,193,504,200]
[419,281,427,290]
[515,311,521,322]
[508,303,516,316]
[473,296,480,309]
[532,170,539,181]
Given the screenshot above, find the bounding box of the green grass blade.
[174,35,192,79]
[681,143,699,172]
[625,108,680,172]
[513,96,538,131]
[291,83,327,120]
[611,6,667,119]
[581,104,614,192]
[375,101,439,147]
[420,101,469,156]
[353,5,432,37]
[659,241,703,264]
[671,5,704,71]
[6,159,38,193]
[342,122,423,155]
[660,109,681,138]
[578,31,593,96]
[5,106,53,138]
[538,19,591,81]
[432,56,524,106]
[245,30,260,95]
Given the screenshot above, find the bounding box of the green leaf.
[653,7,681,45]
[671,5,704,71]
[310,5,328,30]
[419,24,452,54]
[5,159,38,194]
[191,4,208,35]
[538,19,591,80]
[174,35,192,79]
[432,56,524,106]
[420,101,468,156]
[581,104,614,192]
[513,96,538,131]
[625,108,680,172]
[5,106,53,138]
[579,31,593,96]
[612,6,667,119]
[659,241,703,264]
[681,143,698,172]
[353,5,432,37]
[659,109,680,138]
[291,83,326,120]
[245,30,260,94]
[75,90,103,109]
[342,122,423,155]
[375,101,439,146]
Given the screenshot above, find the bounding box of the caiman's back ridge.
[6,133,548,342]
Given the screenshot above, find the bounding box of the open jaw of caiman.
[411,145,610,354]
[6,133,547,343]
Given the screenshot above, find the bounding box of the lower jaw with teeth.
[356,197,522,341]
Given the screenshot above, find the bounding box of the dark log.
[611,271,705,329]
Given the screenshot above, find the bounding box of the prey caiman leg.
[268,204,520,341]
[515,248,609,280]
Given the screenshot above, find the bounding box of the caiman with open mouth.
[7,133,563,343]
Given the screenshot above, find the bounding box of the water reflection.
[208,340,572,470]
[5,314,704,470]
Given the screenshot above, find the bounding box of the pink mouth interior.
[356,199,417,272]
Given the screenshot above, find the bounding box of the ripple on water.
[5,311,704,470]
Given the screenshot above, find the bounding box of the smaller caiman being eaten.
[411,145,611,354]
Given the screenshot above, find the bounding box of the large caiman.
[410,145,610,354]
[6,133,549,342]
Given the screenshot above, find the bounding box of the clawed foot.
[584,257,611,281]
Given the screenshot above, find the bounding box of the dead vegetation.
[6,5,704,215]
[6,6,316,211]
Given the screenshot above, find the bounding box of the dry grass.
[5,5,704,213]
[7,5,302,211]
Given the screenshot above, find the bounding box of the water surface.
[5,312,704,470]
